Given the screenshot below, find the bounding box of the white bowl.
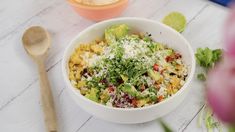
[62,17,195,124]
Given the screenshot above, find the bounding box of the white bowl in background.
[62,17,195,124]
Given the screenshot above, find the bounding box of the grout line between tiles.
[181,104,205,132]
[75,116,93,132]
[0,78,38,111]
[58,87,66,99]
[187,3,209,25]
[147,0,171,19]
[0,0,62,42]
[0,58,62,111]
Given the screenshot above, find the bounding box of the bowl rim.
[62,17,196,112]
[67,0,128,10]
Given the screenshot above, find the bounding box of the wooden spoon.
[22,26,57,132]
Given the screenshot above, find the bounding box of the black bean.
[81,68,88,75]
[143,72,148,76]
[169,72,176,76]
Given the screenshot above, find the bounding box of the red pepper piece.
[131,99,138,107]
[165,56,174,62]
[153,64,159,71]
[108,85,114,93]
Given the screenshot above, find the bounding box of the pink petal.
[206,60,235,123]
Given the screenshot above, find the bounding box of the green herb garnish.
[197,73,206,81]
[159,120,173,132]
[195,48,222,69]
[195,48,224,131]
[195,47,223,82]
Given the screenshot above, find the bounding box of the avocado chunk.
[136,98,150,107]
[155,42,164,50]
[105,24,129,44]
[120,74,128,82]
[120,83,139,97]
[148,69,160,81]
[100,89,110,104]
[77,80,86,89]
[148,42,164,52]
[165,49,173,56]
[85,88,99,102]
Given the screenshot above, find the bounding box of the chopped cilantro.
[195,48,223,69]
[197,73,206,81]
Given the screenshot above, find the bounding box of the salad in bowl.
[68,24,188,108]
[62,18,195,123]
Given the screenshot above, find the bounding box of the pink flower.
[208,4,235,124]
[207,57,235,123]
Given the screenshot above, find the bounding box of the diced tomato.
[108,85,115,93]
[153,64,159,71]
[165,56,174,62]
[157,95,164,102]
[131,99,138,107]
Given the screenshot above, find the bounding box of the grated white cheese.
[143,76,154,86]
[95,68,107,77]
[157,86,167,97]
[121,39,149,59]
[81,53,101,67]
[103,46,115,59]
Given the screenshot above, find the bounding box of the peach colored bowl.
[67,0,129,21]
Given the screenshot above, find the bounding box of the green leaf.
[205,108,222,132]
[197,73,206,81]
[159,120,173,132]
[195,47,223,69]
[85,88,99,102]
[212,49,223,62]
[120,83,140,97]
[229,126,235,132]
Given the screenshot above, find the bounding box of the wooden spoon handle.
[37,60,57,132]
